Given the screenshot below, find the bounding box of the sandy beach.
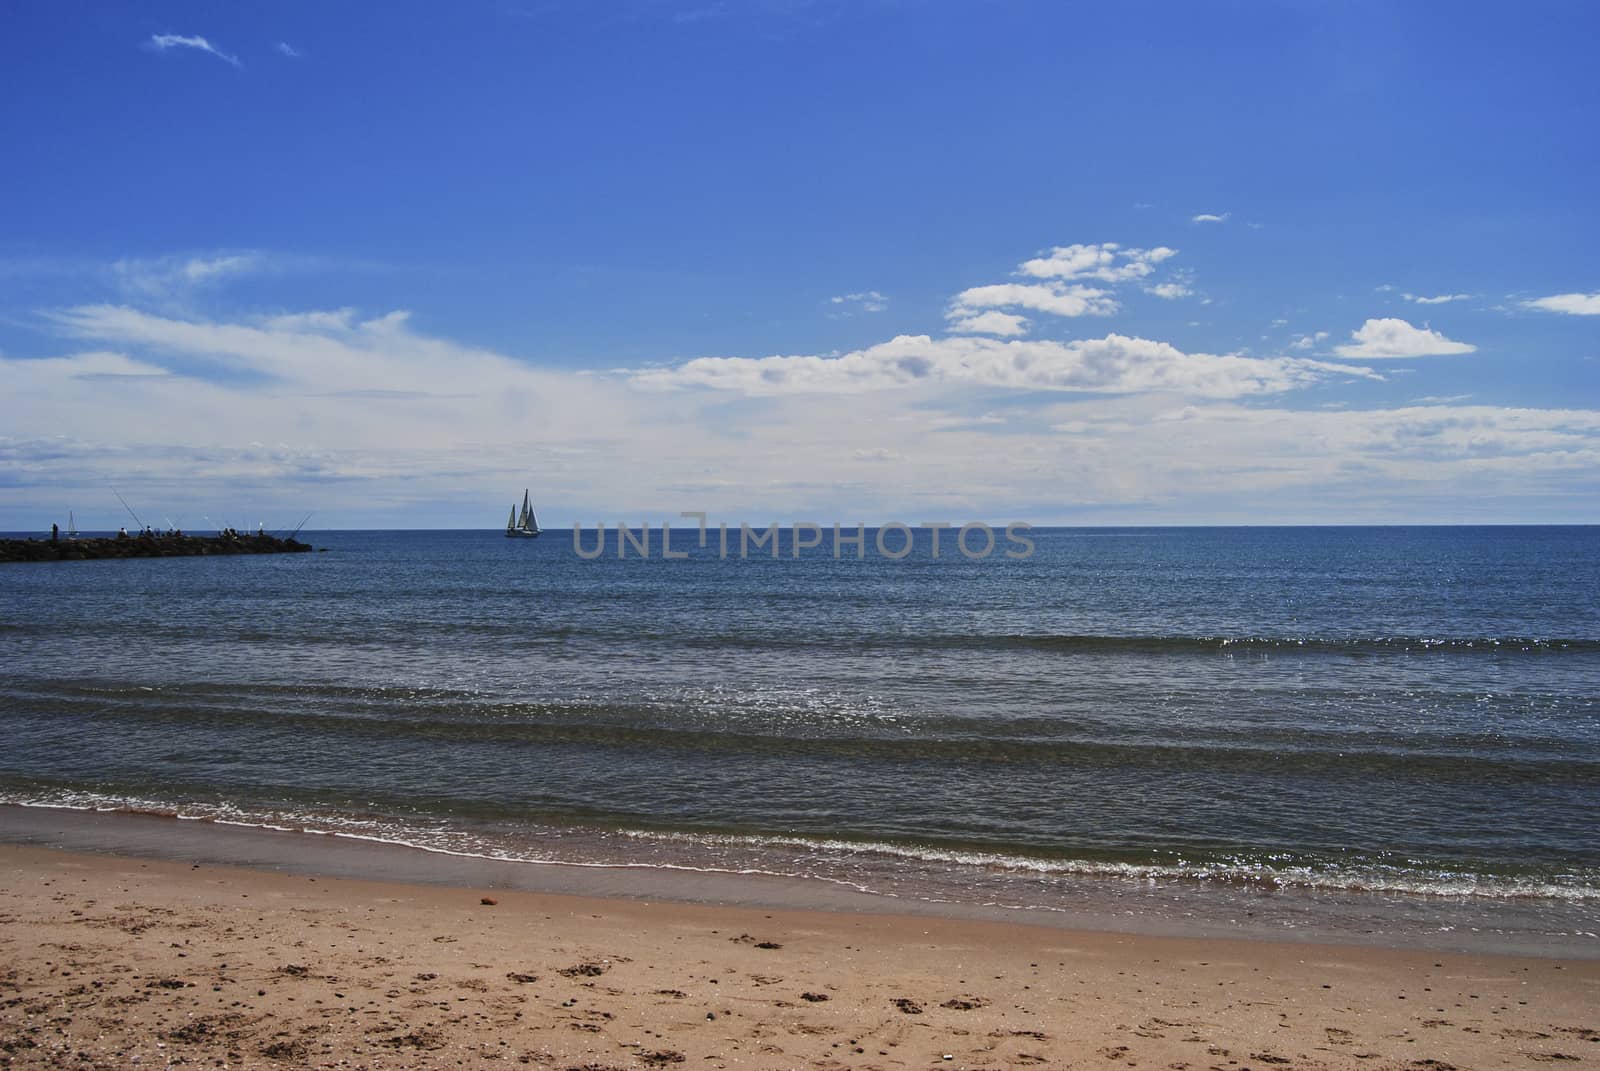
[2,843,1596,1070]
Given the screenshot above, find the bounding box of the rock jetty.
[0,531,314,563]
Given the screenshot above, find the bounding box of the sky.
[2,0,1597,530]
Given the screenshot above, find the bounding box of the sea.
[2,526,1597,953]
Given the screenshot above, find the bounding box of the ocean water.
[2,526,1597,950]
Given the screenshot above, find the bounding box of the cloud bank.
[2,237,1595,527]
[633,333,1375,398]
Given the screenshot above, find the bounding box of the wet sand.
[2,844,1597,1070]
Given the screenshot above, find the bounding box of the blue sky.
[2,0,1597,529]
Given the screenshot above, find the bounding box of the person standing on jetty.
[50,523,58,542]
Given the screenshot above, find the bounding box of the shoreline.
[3,842,1598,1070]
[3,803,1597,961]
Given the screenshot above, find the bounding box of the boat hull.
[505,529,541,538]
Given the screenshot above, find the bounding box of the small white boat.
[505,489,541,538]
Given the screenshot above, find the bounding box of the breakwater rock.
[0,532,314,563]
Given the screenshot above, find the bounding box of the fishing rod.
[289,512,313,539]
[111,488,144,531]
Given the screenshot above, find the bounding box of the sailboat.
[505,489,541,538]
[66,510,79,540]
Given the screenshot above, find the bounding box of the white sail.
[504,487,542,537]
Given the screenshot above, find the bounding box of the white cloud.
[1404,293,1471,305]
[43,304,475,394]
[945,310,1029,337]
[276,41,303,58]
[1524,292,1600,316]
[950,282,1116,319]
[943,242,1191,326]
[1191,213,1229,224]
[112,253,264,300]
[1146,282,1192,300]
[828,291,887,313]
[5,306,668,520]
[1333,318,1477,359]
[1144,402,1600,471]
[146,34,241,69]
[631,332,1377,398]
[1017,243,1177,283]
[182,254,258,282]
[1288,330,1330,351]
[3,351,171,386]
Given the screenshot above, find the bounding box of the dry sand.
[1,844,1596,1070]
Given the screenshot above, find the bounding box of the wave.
[6,616,1597,656]
[6,688,1596,784]
[914,633,1600,656]
[619,829,1600,902]
[4,790,1597,904]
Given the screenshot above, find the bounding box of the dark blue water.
[2,527,1597,945]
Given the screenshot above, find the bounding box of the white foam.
[5,789,1596,904]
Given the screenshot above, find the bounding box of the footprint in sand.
[729,934,781,949]
[557,962,609,978]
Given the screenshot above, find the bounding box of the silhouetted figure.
[51,523,58,542]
